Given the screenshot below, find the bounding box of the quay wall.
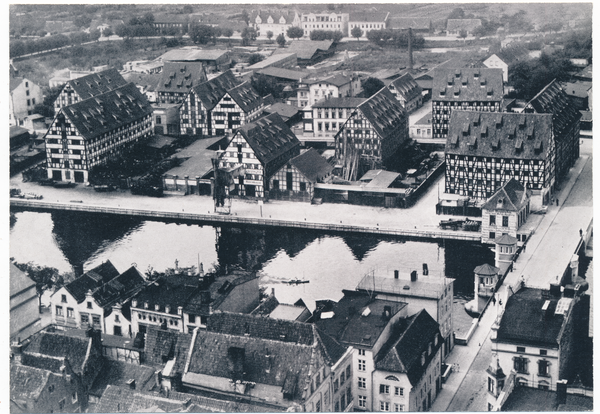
[10,199,481,241]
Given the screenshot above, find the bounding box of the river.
[10,209,494,311]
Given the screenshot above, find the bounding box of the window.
[513,356,529,374]
[316,372,321,387]
[489,232,496,240]
[315,400,321,412]
[61,294,67,303]
[358,359,366,371]
[394,387,404,396]
[488,377,495,393]
[156,116,162,125]
[358,377,366,389]
[92,315,101,326]
[67,308,74,318]
[115,315,120,323]
[502,216,509,227]
[489,215,496,225]
[346,365,351,379]
[300,182,307,192]
[358,395,367,408]
[358,349,366,356]
[81,314,89,325]
[538,360,550,376]
[56,305,63,316]
[517,346,526,353]
[334,379,339,392]
[380,401,390,411]
[87,301,93,309]
[394,404,405,412]
[379,384,390,394]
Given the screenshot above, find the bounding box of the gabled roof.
[89,360,157,396]
[482,178,530,212]
[252,10,296,24]
[23,331,93,375]
[10,77,25,92]
[190,70,239,111]
[275,40,334,60]
[133,274,199,315]
[473,263,500,276]
[446,19,482,32]
[256,67,308,81]
[348,11,389,22]
[225,81,263,114]
[495,234,518,245]
[526,79,581,136]
[144,327,193,370]
[264,102,300,121]
[155,61,207,96]
[10,262,35,298]
[90,266,147,308]
[232,112,300,166]
[64,260,120,303]
[356,87,408,140]
[445,111,553,161]
[312,73,353,88]
[390,73,423,102]
[64,68,128,101]
[375,310,441,385]
[10,364,52,403]
[247,53,297,70]
[60,83,153,141]
[289,148,333,184]
[433,68,503,101]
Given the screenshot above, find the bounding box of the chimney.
[271,288,275,296]
[228,347,245,382]
[382,305,392,320]
[155,370,162,388]
[549,283,561,297]
[422,263,429,276]
[556,380,568,405]
[394,270,399,279]
[126,379,136,390]
[411,270,418,282]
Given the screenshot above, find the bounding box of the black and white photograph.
[7,2,593,412]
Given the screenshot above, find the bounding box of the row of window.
[137,312,179,327]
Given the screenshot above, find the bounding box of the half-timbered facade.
[53,68,128,112]
[44,83,153,183]
[211,81,264,136]
[444,111,555,208]
[388,73,423,113]
[156,62,207,104]
[524,80,581,180]
[179,70,239,136]
[432,68,504,138]
[335,87,409,167]
[218,113,301,198]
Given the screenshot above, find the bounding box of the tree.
[447,8,465,20]
[103,27,113,37]
[73,15,92,29]
[362,77,385,98]
[182,5,193,14]
[351,26,363,41]
[331,30,344,43]
[190,24,214,44]
[211,26,222,44]
[12,262,61,307]
[241,27,257,46]
[142,12,155,26]
[286,26,304,40]
[241,10,250,26]
[222,27,234,46]
[251,73,284,98]
[276,33,286,47]
[248,53,263,65]
[458,29,468,40]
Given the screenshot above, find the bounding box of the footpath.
[431,143,593,412]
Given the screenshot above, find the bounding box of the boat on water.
[284,279,309,285]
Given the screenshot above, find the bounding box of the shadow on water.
[443,239,495,298]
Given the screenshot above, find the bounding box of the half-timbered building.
[524,79,581,180]
[304,97,366,144]
[444,111,555,208]
[211,80,264,136]
[334,87,409,168]
[387,73,423,113]
[218,112,301,198]
[179,70,239,137]
[53,68,128,112]
[432,68,504,138]
[44,82,153,183]
[155,61,207,104]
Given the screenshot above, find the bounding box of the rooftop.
[225,80,264,113]
[247,53,297,70]
[501,385,593,411]
[355,87,408,141]
[10,262,35,298]
[482,178,530,212]
[312,96,366,108]
[158,48,229,62]
[356,273,454,300]
[289,148,333,184]
[155,61,207,96]
[190,70,240,111]
[433,68,503,101]
[390,73,423,102]
[348,11,390,22]
[526,80,581,135]
[63,68,128,102]
[63,260,120,303]
[274,40,333,61]
[256,66,307,81]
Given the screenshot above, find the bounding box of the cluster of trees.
[9,31,101,58]
[286,26,304,40]
[114,13,157,38]
[361,77,385,98]
[251,73,284,98]
[509,53,573,100]
[310,30,344,42]
[366,29,425,48]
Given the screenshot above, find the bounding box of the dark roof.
[526,80,582,135]
[275,40,334,60]
[311,73,353,87]
[10,77,25,92]
[64,260,120,303]
[289,148,333,183]
[264,102,300,121]
[155,61,207,96]
[574,64,592,81]
[446,19,482,32]
[375,310,441,385]
[133,274,199,315]
[473,263,500,276]
[445,111,553,161]
[91,384,192,413]
[349,11,389,22]
[190,70,239,111]
[356,87,408,141]
[251,295,280,316]
[225,81,263,114]
[433,68,503,101]
[251,9,297,24]
[232,112,300,166]
[482,178,530,212]
[144,327,193,370]
[501,384,593,412]
[91,266,147,308]
[10,363,52,402]
[256,67,308,82]
[312,97,366,108]
[89,360,157,396]
[184,271,259,315]
[23,331,93,375]
[390,73,423,102]
[65,68,128,101]
[60,83,153,141]
[496,287,572,347]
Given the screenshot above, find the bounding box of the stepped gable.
[445,111,553,160]
[61,83,152,141]
[65,68,128,101]
[375,310,441,385]
[357,87,408,140]
[64,260,120,303]
[191,70,239,111]
[433,68,503,101]
[225,80,263,114]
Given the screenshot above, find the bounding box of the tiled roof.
[89,360,157,396]
[502,385,593,412]
[252,10,296,24]
[445,111,553,161]
[264,102,300,121]
[313,73,353,87]
[233,112,300,166]
[144,327,193,370]
[61,83,153,141]
[91,266,147,308]
[390,73,423,102]
[133,274,199,315]
[247,53,297,70]
[167,389,278,413]
[526,80,582,135]
[190,70,239,111]
[10,363,51,402]
[473,263,500,276]
[348,11,389,22]
[23,331,92,375]
[390,17,431,30]
[91,384,191,413]
[357,87,408,141]
[375,310,441,386]
[65,68,128,101]
[225,80,263,114]
[155,61,207,95]
[274,40,334,60]
[432,68,503,101]
[289,148,333,184]
[251,295,280,316]
[64,260,120,303]
[497,287,572,347]
[10,262,35,297]
[184,271,259,315]
[446,19,482,32]
[562,81,592,98]
[312,97,366,108]
[256,67,307,81]
[574,64,592,80]
[482,178,530,212]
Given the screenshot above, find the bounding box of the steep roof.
[289,148,333,184]
[23,331,93,375]
[133,274,199,315]
[275,40,334,60]
[482,178,530,212]
[225,80,263,114]
[155,61,207,96]
[10,364,52,403]
[232,112,300,166]
[446,19,482,32]
[496,287,572,347]
[433,68,503,102]
[445,111,553,161]
[264,102,300,122]
[357,87,408,141]
[144,328,193,370]
[90,266,146,308]
[252,9,296,24]
[375,310,441,385]
[60,83,153,141]
[390,73,423,102]
[10,262,35,298]
[10,77,25,92]
[495,234,518,245]
[473,263,500,276]
[64,68,128,101]
[312,73,353,87]
[64,260,120,303]
[189,70,239,111]
[526,79,582,136]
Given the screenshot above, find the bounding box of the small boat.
[285,279,309,285]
